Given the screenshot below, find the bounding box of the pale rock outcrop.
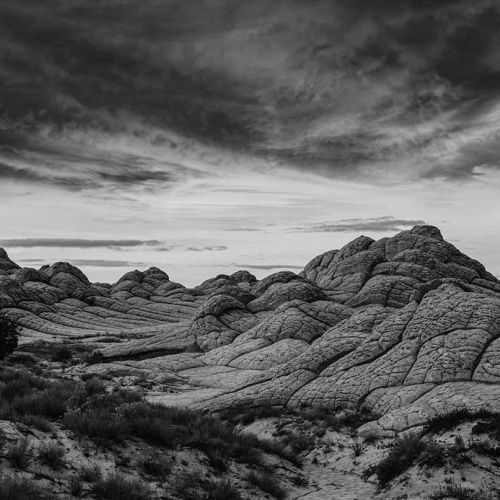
[1,225,500,432]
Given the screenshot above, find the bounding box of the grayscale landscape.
[1,1,500,499]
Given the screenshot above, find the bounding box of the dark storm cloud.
[0,238,161,248]
[293,217,426,233]
[1,0,499,181]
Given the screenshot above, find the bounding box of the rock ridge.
[1,225,499,434]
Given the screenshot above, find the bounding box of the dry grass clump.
[91,472,152,500]
[0,475,50,500]
[37,442,65,469]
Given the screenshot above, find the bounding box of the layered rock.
[1,225,499,433]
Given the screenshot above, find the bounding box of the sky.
[0,0,499,285]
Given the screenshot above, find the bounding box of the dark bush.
[69,475,84,497]
[0,475,50,500]
[78,463,102,482]
[85,350,104,364]
[472,414,500,441]
[2,380,84,421]
[220,404,283,425]
[64,389,142,442]
[419,440,447,467]
[425,409,496,434]
[0,315,19,360]
[205,480,242,500]
[171,472,242,500]
[0,367,47,399]
[20,414,53,432]
[37,442,65,469]
[91,473,152,500]
[52,345,73,363]
[373,433,425,487]
[7,437,31,469]
[85,377,107,395]
[138,452,171,477]
[470,439,500,457]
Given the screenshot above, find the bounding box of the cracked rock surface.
[1,225,499,433]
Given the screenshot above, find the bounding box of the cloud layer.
[1,0,500,184]
[293,217,427,233]
[0,238,161,248]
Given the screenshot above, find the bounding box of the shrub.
[171,472,242,500]
[85,351,104,364]
[64,408,130,442]
[138,452,171,477]
[425,409,495,434]
[21,414,53,432]
[7,437,31,469]
[52,345,73,363]
[351,438,364,457]
[0,475,49,500]
[430,479,483,500]
[282,431,315,455]
[419,440,447,467]
[4,380,84,420]
[78,463,102,482]
[220,404,283,425]
[0,315,19,360]
[0,367,47,400]
[85,377,106,395]
[37,442,65,469]
[470,439,500,457]
[205,480,242,500]
[472,414,500,441]
[69,475,84,497]
[246,470,286,500]
[373,433,424,487]
[91,473,152,500]
[64,390,141,442]
[171,471,204,499]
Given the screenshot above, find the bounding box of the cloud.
[293,217,426,233]
[232,263,303,270]
[0,0,499,183]
[187,246,227,252]
[19,258,151,268]
[0,238,161,248]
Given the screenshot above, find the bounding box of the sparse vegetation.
[219,403,283,425]
[0,475,49,500]
[470,439,500,457]
[172,472,242,500]
[370,433,448,487]
[430,479,483,500]
[425,409,496,434]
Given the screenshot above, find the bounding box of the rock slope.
[1,226,499,434]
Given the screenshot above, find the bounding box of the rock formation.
[1,225,499,435]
